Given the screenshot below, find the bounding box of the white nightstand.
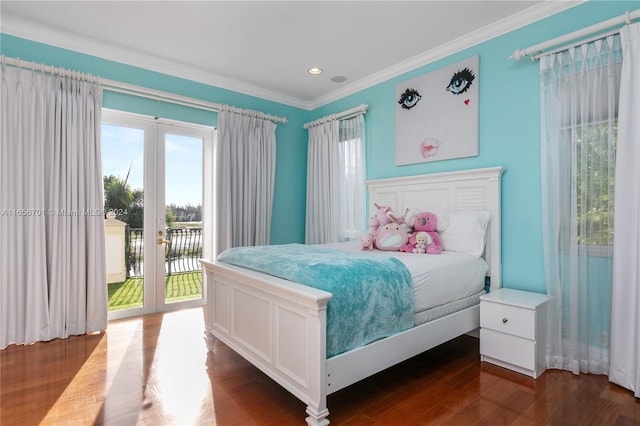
[479,288,549,378]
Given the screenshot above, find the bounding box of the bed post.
[305,303,330,426]
[486,167,504,291]
[204,329,218,351]
[305,404,329,426]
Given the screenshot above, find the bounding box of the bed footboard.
[200,259,332,426]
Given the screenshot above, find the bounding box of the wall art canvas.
[395,55,479,165]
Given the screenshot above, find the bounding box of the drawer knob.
[502,317,508,324]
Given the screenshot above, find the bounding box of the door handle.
[157,238,170,245]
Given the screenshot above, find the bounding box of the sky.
[101,124,203,207]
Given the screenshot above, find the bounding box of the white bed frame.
[200,166,504,425]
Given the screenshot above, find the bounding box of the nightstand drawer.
[480,300,536,339]
[480,328,535,370]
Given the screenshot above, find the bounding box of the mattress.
[413,289,484,326]
[326,241,488,315]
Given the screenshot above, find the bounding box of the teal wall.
[0,33,310,244]
[1,0,634,293]
[309,1,634,294]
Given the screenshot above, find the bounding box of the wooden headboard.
[366,166,505,291]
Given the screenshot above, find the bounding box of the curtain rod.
[0,55,288,124]
[509,9,639,61]
[303,103,368,129]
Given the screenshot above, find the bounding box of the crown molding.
[1,1,582,112]
[308,1,583,110]
[0,15,309,109]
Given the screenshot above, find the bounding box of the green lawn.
[108,271,203,311]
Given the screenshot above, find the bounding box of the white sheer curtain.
[305,114,365,244]
[215,109,276,254]
[0,65,106,348]
[540,34,621,374]
[610,22,640,397]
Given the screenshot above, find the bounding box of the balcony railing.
[125,227,202,277]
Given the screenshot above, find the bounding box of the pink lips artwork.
[420,137,440,158]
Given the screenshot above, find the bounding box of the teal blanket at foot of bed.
[216,243,414,357]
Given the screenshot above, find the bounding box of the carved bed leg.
[204,329,218,352]
[305,406,330,426]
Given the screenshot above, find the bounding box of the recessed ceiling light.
[307,67,323,75]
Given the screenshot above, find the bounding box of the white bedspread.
[325,241,488,314]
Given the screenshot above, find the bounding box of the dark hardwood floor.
[1,307,639,425]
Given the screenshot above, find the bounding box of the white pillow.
[440,211,490,258]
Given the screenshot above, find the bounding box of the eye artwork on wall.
[395,55,479,165]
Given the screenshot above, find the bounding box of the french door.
[102,110,215,320]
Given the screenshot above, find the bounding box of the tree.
[165,206,175,228]
[127,189,144,228]
[104,175,133,221]
[168,203,202,222]
[104,174,180,229]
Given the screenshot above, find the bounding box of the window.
[560,120,617,253]
[548,37,622,256]
[338,117,366,241]
[574,121,617,247]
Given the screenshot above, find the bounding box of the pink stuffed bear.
[400,211,443,254]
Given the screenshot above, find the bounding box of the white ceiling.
[1,1,579,109]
